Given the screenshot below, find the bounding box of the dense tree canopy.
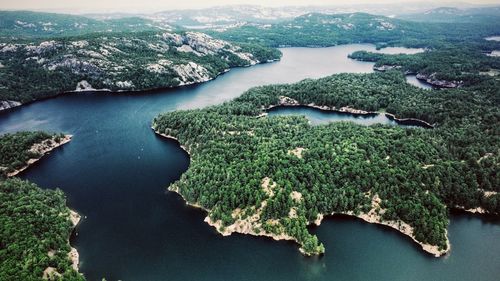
[211,13,500,49]
[154,71,499,255]
[0,132,82,280]
[0,178,83,281]
[0,31,281,104]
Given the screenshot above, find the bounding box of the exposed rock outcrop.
[0,100,22,111]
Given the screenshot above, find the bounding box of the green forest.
[349,43,500,86]
[153,71,499,255]
[0,132,82,280]
[0,178,83,281]
[0,131,67,177]
[211,12,500,49]
[0,30,281,104]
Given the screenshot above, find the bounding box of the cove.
[0,45,499,281]
[266,105,430,127]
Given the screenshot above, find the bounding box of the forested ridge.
[153,71,499,255]
[211,12,500,49]
[211,12,500,89]
[0,30,280,105]
[0,132,83,280]
[349,43,500,87]
[0,11,168,39]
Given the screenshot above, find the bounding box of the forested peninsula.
[0,132,82,280]
[153,71,499,256]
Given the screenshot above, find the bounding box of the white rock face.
[70,40,89,48]
[161,32,184,45]
[183,32,228,55]
[0,100,22,111]
[116,81,134,88]
[75,80,94,91]
[146,63,167,73]
[0,44,19,53]
[377,20,396,30]
[173,62,211,85]
[176,45,202,56]
[25,41,59,54]
[15,20,35,28]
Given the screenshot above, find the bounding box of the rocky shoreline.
[373,64,463,89]
[152,128,191,156]
[167,183,308,254]
[0,100,21,111]
[7,135,73,177]
[152,100,447,257]
[372,64,461,89]
[415,73,462,88]
[156,125,449,257]
[43,209,81,279]
[169,181,449,257]
[314,194,449,257]
[69,210,81,271]
[314,212,450,257]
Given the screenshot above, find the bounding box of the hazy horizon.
[0,0,499,14]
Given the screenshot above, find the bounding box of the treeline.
[153,71,499,255]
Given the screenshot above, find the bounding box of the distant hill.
[0,29,280,106]
[209,12,500,48]
[0,11,170,39]
[399,6,500,23]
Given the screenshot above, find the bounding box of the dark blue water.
[0,45,498,281]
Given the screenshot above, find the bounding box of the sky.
[0,0,498,13]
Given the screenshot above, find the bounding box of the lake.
[0,45,498,281]
[267,106,428,127]
[376,46,425,55]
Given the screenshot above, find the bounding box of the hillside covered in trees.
[211,12,500,49]
[0,178,83,281]
[153,71,499,256]
[0,131,70,177]
[0,131,83,280]
[0,11,170,39]
[0,30,280,107]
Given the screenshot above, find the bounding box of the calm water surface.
[267,106,423,127]
[0,45,498,281]
[376,47,425,55]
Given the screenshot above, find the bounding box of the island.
[153,71,499,256]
